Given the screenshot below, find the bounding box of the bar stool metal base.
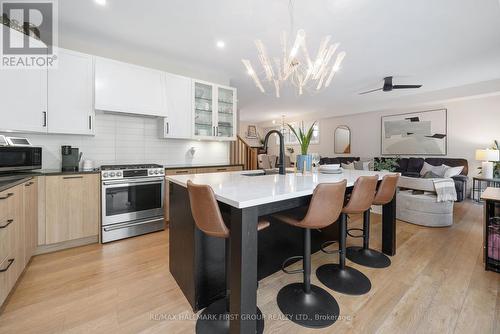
[316,264,371,295]
[346,246,391,268]
[276,283,340,328]
[196,298,264,334]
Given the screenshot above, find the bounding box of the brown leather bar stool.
[272,180,346,329]
[347,174,400,268]
[316,175,378,295]
[187,180,269,334]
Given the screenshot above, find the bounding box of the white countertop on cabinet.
[166,169,395,208]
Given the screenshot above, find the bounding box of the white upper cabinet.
[48,48,94,135]
[94,57,167,116]
[160,73,192,139]
[0,26,48,133]
[193,80,237,141]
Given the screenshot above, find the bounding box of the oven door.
[102,177,164,226]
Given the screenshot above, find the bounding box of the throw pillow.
[419,162,446,177]
[341,162,355,170]
[354,160,372,171]
[423,171,442,179]
[442,165,463,178]
[354,160,373,170]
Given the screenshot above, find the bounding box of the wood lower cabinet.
[23,179,38,264]
[45,174,99,245]
[0,183,26,306]
[195,166,242,174]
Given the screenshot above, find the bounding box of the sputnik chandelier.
[241,0,346,98]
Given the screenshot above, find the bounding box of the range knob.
[110,172,116,177]
[103,172,109,178]
[116,171,122,177]
[154,170,159,175]
[149,170,154,175]
[159,169,164,174]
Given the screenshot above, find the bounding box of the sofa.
[376,157,468,202]
[319,157,360,165]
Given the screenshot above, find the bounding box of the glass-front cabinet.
[193,80,236,140]
[193,82,214,137]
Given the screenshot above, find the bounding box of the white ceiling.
[58,0,500,123]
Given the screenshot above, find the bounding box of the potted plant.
[374,157,399,172]
[288,121,316,171]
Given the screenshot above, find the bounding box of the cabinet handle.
[63,176,83,180]
[89,115,92,130]
[42,111,47,127]
[0,219,13,229]
[0,193,13,200]
[175,170,189,174]
[0,259,14,273]
[25,181,34,187]
[216,168,227,171]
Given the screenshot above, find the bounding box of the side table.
[473,176,500,202]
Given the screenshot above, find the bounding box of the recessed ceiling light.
[216,40,225,49]
[95,0,106,6]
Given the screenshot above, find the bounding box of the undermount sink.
[242,169,292,177]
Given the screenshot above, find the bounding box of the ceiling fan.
[359,76,422,95]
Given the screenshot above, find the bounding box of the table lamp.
[475,149,500,179]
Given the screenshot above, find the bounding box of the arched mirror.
[334,125,351,154]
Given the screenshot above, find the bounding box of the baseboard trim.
[35,235,99,255]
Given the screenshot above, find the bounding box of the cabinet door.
[48,48,94,135]
[0,28,47,133]
[162,73,192,139]
[193,81,216,139]
[216,86,237,140]
[95,57,167,116]
[45,174,99,244]
[23,179,38,263]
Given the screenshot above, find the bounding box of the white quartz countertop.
[166,169,395,209]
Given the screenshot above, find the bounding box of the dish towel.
[433,178,457,202]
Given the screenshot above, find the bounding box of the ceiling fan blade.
[392,85,422,89]
[359,87,383,95]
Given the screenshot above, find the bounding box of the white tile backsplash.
[1,112,229,169]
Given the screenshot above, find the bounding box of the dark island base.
[169,183,340,311]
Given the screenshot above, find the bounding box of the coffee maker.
[61,146,81,172]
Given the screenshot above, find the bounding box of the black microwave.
[0,146,42,172]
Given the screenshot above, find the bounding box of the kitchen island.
[167,169,397,334]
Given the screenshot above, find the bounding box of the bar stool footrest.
[320,240,339,254]
[281,256,304,274]
[347,228,365,238]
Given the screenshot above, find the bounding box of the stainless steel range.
[101,164,165,243]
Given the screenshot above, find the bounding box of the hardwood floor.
[0,200,498,334]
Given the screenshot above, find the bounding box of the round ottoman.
[396,190,453,227]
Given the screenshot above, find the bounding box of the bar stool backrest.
[301,180,347,229]
[373,174,400,205]
[187,180,229,239]
[343,175,379,214]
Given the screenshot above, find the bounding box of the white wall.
[263,93,500,177]
[1,112,229,170]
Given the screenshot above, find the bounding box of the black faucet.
[263,130,286,175]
